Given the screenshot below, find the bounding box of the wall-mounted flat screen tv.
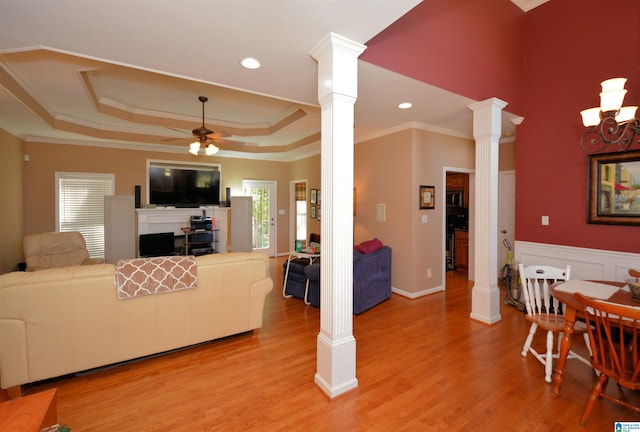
[148,162,220,206]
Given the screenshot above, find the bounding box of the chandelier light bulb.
[600,77,627,92]
[600,89,627,112]
[189,141,200,155]
[205,143,219,155]
[580,107,601,127]
[615,106,638,123]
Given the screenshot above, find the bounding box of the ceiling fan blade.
[213,137,245,147]
[207,130,231,139]
[166,127,191,135]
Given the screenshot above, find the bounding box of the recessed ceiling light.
[398,102,412,109]
[240,57,261,70]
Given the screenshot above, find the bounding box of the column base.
[470,282,502,324]
[314,333,358,398]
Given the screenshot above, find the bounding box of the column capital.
[310,33,366,101]
[467,97,508,113]
[467,97,508,141]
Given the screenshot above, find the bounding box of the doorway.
[445,171,470,275]
[242,180,277,257]
[498,171,516,274]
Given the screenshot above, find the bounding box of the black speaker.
[226,187,231,206]
[134,185,141,208]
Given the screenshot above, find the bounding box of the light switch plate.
[376,204,386,222]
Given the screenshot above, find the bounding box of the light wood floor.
[3,258,639,431]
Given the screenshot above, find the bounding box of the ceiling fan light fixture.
[205,143,219,155]
[189,141,201,155]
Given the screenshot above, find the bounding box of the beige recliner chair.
[23,231,106,271]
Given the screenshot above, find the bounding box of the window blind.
[294,181,306,201]
[57,173,114,258]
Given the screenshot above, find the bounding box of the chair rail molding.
[514,241,640,282]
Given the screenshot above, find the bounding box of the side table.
[0,388,57,431]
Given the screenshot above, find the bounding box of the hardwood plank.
[2,259,638,431]
[0,388,56,431]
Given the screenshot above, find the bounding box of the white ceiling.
[0,1,535,162]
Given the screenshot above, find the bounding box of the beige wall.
[355,129,414,293]
[0,129,24,273]
[22,141,291,256]
[354,128,475,295]
[412,130,474,293]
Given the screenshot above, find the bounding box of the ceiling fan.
[188,96,230,156]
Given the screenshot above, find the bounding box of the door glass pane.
[248,187,270,249]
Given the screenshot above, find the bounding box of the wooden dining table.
[549,279,634,396]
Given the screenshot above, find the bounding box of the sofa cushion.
[354,238,384,254]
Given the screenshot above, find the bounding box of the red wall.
[364,0,640,254]
[362,0,526,114]
[518,0,640,252]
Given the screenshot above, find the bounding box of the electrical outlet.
[427,268,432,279]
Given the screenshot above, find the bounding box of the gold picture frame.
[588,150,640,225]
[419,185,435,209]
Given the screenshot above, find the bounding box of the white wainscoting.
[515,241,640,282]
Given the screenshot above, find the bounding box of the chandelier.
[580,78,640,153]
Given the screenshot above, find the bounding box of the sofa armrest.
[353,246,392,314]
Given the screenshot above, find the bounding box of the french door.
[242,180,277,257]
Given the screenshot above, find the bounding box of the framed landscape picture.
[588,150,640,225]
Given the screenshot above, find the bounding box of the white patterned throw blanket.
[114,256,198,300]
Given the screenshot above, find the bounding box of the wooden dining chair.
[518,264,592,383]
[574,292,640,425]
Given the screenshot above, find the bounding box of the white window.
[294,181,307,243]
[56,172,115,258]
[296,200,307,241]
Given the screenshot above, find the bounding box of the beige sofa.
[0,252,273,395]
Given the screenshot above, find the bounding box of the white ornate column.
[310,33,366,398]
[467,98,507,324]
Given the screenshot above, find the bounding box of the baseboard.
[514,241,640,281]
[392,285,444,299]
